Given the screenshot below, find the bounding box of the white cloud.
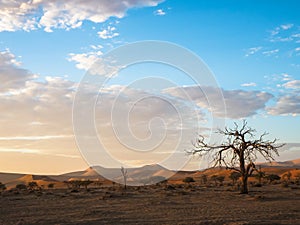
[292,33,300,38]
[0,0,164,32]
[90,44,103,50]
[272,37,293,42]
[245,46,262,57]
[291,63,300,68]
[97,26,119,39]
[262,49,279,56]
[154,9,166,16]
[0,51,77,139]
[265,73,292,83]
[268,95,300,116]
[0,50,36,92]
[280,24,294,30]
[68,51,103,70]
[270,27,280,36]
[0,49,22,66]
[163,86,273,119]
[241,82,257,87]
[0,50,205,170]
[283,80,300,89]
[282,73,292,81]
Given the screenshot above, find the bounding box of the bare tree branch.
[188,120,285,194]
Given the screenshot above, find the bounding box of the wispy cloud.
[154,9,166,16]
[164,86,273,119]
[280,24,294,30]
[0,148,81,159]
[247,24,300,59]
[0,148,40,154]
[241,82,257,87]
[245,46,262,57]
[294,47,300,56]
[90,45,103,50]
[269,23,299,43]
[270,24,294,37]
[282,73,292,81]
[0,135,72,141]
[263,73,292,90]
[262,49,279,56]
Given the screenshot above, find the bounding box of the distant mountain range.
[1,158,299,189]
[257,158,300,168]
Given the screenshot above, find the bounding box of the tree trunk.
[239,151,248,194]
[124,177,127,190]
[240,175,248,194]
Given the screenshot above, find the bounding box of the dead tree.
[188,120,284,194]
[121,166,128,190]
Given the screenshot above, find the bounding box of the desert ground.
[1,159,300,225]
[0,183,299,225]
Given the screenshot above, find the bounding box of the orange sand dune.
[5,174,60,189]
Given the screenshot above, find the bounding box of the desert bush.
[94,180,103,188]
[183,177,195,183]
[294,173,300,185]
[210,175,225,186]
[81,180,93,190]
[65,180,93,190]
[266,174,281,184]
[16,183,27,190]
[282,171,292,183]
[8,188,20,195]
[28,181,39,191]
[48,183,55,189]
[0,182,6,191]
[254,169,265,185]
[216,175,225,186]
[229,172,241,186]
[253,183,262,187]
[165,185,176,190]
[210,175,218,186]
[64,181,72,189]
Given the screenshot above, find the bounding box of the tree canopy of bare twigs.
[188,120,284,194]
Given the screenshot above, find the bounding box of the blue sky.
[0,0,299,174]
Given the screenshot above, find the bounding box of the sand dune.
[258,158,300,168]
[0,172,24,183]
[1,158,299,189]
[4,174,59,189]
